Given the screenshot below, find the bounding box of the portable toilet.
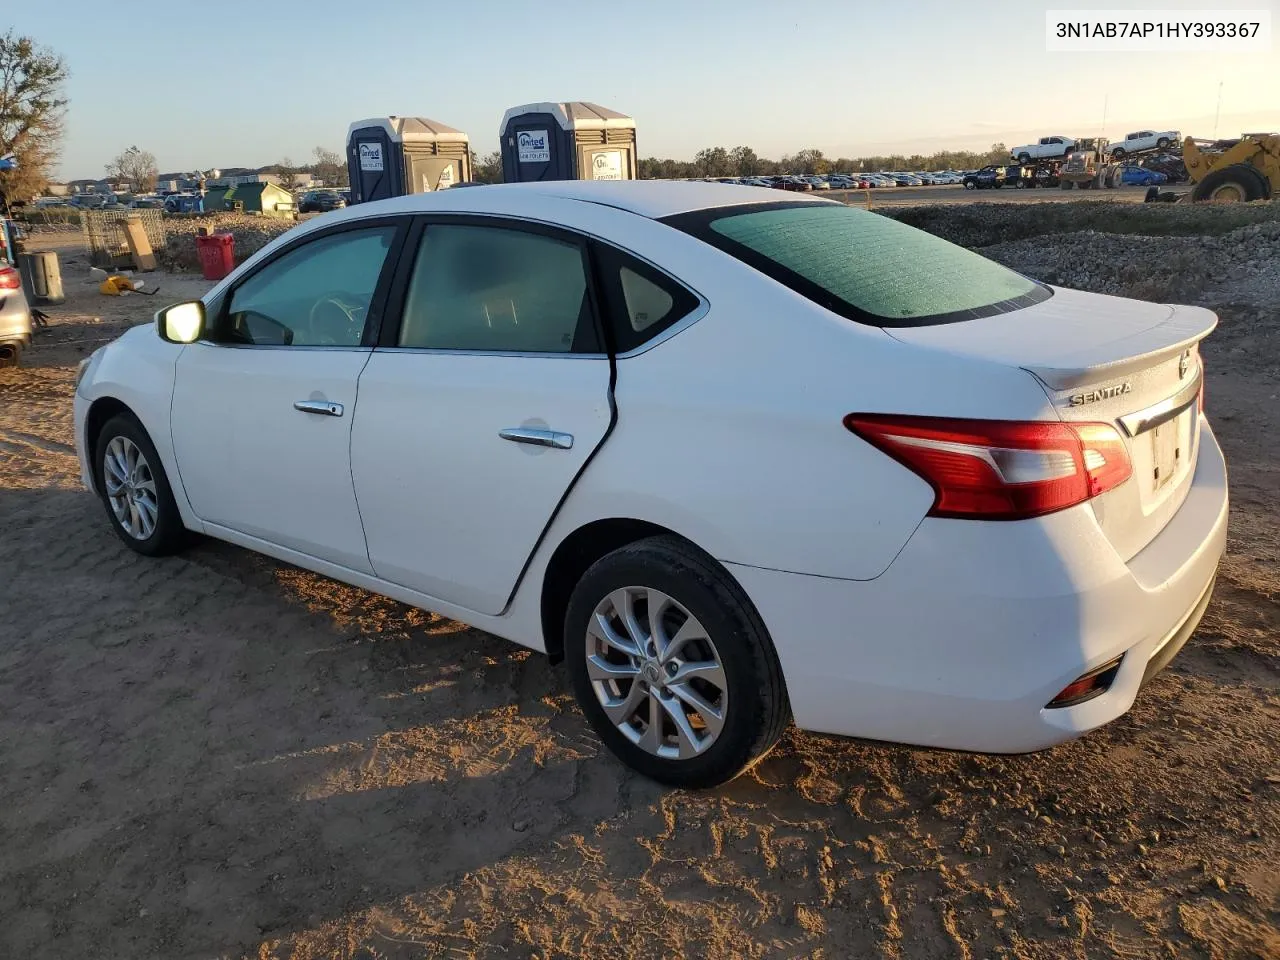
[499,102,637,183]
[346,117,472,204]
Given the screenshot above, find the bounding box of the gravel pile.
[881,200,1280,378]
[981,221,1280,378]
[157,214,296,272]
[883,199,1280,248]
[981,221,1280,306]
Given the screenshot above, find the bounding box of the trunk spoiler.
[1021,304,1218,391]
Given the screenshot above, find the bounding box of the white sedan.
[74,182,1228,787]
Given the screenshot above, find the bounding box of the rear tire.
[1017,153,1031,163]
[94,413,188,556]
[1157,137,1170,149]
[564,535,790,788]
[1192,164,1269,203]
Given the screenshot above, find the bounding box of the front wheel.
[564,536,790,788]
[1157,138,1170,149]
[95,413,188,556]
[963,180,976,190]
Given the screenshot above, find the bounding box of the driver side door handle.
[294,400,344,418]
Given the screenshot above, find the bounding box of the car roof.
[323,180,828,223]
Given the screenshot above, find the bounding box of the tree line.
[467,144,1013,184]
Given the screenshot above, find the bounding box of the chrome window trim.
[194,341,371,352]
[373,347,608,360]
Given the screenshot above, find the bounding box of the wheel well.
[84,397,135,493]
[540,518,693,663]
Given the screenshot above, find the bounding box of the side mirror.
[157,300,205,343]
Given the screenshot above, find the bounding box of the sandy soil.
[0,231,1276,960]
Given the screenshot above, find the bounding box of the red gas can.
[195,232,235,281]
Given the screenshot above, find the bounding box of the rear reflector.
[844,414,1132,520]
[1046,656,1124,708]
[0,266,20,291]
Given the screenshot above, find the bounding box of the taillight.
[0,266,20,291]
[844,414,1132,520]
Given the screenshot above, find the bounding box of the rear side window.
[593,243,699,353]
[398,223,599,353]
[664,202,1049,327]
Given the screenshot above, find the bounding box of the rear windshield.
[663,201,1050,326]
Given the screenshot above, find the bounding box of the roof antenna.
[1213,81,1223,138]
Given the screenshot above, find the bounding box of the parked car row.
[689,171,971,191]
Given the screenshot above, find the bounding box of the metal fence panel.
[81,209,167,268]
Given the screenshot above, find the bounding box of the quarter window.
[221,227,396,346]
[398,224,598,353]
[593,244,699,353]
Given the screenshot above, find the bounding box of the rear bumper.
[0,297,33,343]
[728,417,1228,753]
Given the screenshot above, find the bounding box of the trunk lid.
[888,286,1214,559]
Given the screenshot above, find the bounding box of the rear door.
[350,217,613,615]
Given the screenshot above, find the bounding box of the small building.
[223,181,295,218]
[200,185,233,212]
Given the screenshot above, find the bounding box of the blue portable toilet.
[346,117,472,204]
[499,102,637,183]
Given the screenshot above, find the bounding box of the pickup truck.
[1010,136,1077,163]
[1109,131,1180,158]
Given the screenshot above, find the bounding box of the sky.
[10,0,1279,180]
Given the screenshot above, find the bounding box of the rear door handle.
[499,427,574,450]
[294,400,344,418]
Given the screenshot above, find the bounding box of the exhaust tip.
[1046,656,1124,709]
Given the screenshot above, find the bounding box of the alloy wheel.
[585,586,728,760]
[103,436,158,540]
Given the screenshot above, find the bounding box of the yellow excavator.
[1182,133,1278,202]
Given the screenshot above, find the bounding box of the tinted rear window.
[663,202,1049,326]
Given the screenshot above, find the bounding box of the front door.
[171,222,401,572]
[352,219,613,615]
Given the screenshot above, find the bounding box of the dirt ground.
[1,224,1277,960]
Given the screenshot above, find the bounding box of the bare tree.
[0,30,68,204]
[471,151,502,183]
[272,156,299,187]
[105,145,158,192]
[311,146,347,187]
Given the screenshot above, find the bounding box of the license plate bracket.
[1150,419,1181,490]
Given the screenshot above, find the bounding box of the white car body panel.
[731,416,1226,750]
[72,325,201,528]
[171,343,374,573]
[71,181,1229,756]
[351,351,612,614]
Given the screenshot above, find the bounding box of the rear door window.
[663,202,1049,327]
